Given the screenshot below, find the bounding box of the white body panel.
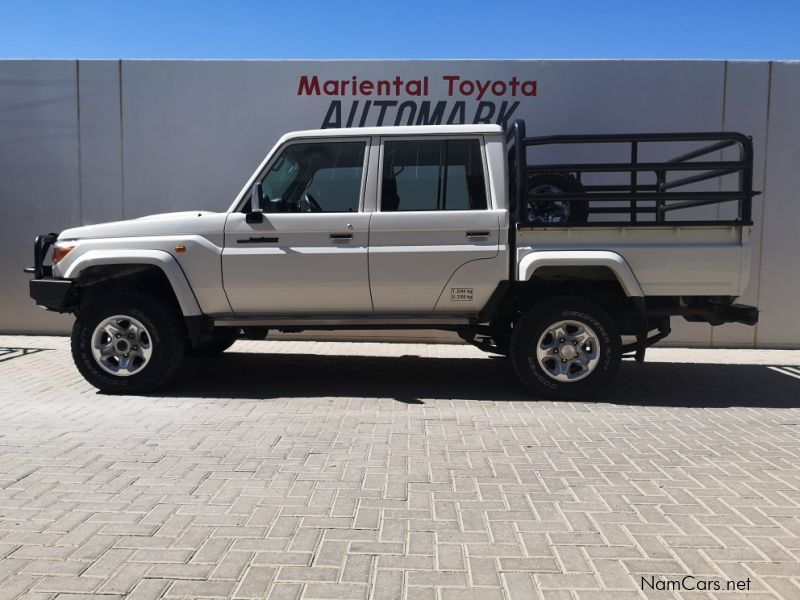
[517,226,749,297]
[368,210,505,313]
[55,212,231,314]
[517,250,644,297]
[221,212,372,315]
[61,249,203,316]
[59,211,224,240]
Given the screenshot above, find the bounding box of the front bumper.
[26,232,76,312]
[30,278,74,312]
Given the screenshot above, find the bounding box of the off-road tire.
[526,172,589,225]
[71,292,185,394]
[509,296,621,400]
[186,327,239,357]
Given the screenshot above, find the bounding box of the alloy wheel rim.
[90,315,153,377]
[534,319,600,382]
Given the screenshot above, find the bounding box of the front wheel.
[509,296,621,400]
[71,292,185,394]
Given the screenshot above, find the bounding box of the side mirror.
[246,181,264,224]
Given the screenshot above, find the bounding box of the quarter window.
[259,141,366,213]
[381,139,487,211]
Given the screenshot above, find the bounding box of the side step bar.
[212,315,474,329]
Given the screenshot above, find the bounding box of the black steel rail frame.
[505,119,757,229]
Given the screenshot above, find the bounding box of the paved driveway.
[0,336,799,599]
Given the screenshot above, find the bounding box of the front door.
[368,136,505,314]
[222,138,372,315]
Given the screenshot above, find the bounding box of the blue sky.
[0,0,798,60]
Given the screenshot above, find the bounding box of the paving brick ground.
[0,335,799,600]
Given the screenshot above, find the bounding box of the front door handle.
[330,233,353,240]
[466,231,490,238]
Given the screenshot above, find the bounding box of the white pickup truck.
[27,120,758,399]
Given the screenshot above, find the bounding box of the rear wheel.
[509,296,621,400]
[71,292,185,394]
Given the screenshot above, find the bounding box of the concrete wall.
[1,60,798,347]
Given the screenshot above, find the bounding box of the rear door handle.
[330,233,353,240]
[466,231,490,238]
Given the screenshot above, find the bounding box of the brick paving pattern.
[0,335,799,599]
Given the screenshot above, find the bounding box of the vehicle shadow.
[162,352,800,408]
[0,347,49,362]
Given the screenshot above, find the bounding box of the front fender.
[61,249,203,316]
[518,250,644,297]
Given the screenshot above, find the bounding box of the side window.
[259,141,366,213]
[381,139,487,211]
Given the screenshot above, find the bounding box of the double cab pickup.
[27,120,759,398]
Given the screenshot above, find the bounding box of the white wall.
[1,59,798,347]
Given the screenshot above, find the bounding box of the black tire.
[71,292,185,394]
[526,173,589,225]
[509,296,621,400]
[186,327,239,357]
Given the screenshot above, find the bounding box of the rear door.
[368,136,505,314]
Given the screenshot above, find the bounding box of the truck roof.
[279,123,504,142]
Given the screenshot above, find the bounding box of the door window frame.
[376,135,493,213]
[233,136,372,214]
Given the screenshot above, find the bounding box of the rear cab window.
[380,138,488,211]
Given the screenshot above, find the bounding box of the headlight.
[52,242,76,265]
